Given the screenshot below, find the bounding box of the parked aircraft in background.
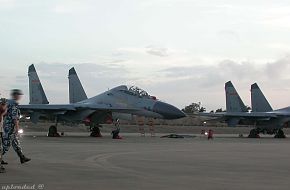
[200,81,288,138]
[20,64,185,136]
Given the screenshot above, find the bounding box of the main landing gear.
[248,129,260,138]
[274,129,286,138]
[90,124,103,137]
[248,128,286,138]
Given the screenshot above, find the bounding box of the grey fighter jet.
[20,64,185,135]
[199,81,248,127]
[200,81,289,138]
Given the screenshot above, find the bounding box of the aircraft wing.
[20,104,76,111]
[20,103,141,113]
[224,112,278,118]
[19,103,144,123]
[198,112,224,117]
[73,103,142,113]
[198,112,278,119]
[198,112,279,127]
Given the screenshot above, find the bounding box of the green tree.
[215,108,224,113]
[199,107,206,113]
[182,102,206,113]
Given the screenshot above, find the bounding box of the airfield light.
[18,129,24,134]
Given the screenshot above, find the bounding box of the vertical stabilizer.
[68,67,87,103]
[225,81,247,112]
[251,83,273,112]
[28,64,49,104]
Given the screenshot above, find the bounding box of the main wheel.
[248,129,260,138]
[274,129,286,138]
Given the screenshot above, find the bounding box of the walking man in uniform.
[2,89,31,164]
[0,98,7,173]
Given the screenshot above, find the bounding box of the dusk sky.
[1,0,290,111]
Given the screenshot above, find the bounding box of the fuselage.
[60,85,185,123]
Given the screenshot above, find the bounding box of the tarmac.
[1,132,290,190]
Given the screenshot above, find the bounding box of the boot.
[1,160,8,165]
[0,166,5,173]
[20,156,31,164]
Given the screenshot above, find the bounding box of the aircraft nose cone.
[153,102,186,119]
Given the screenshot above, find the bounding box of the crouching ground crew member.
[111,119,122,139]
[2,89,31,164]
[208,129,214,140]
[0,98,7,173]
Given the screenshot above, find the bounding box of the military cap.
[10,89,24,96]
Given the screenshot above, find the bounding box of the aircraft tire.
[248,129,259,138]
[274,129,286,138]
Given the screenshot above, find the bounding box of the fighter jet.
[248,82,288,138]
[199,81,248,126]
[20,64,186,135]
[199,81,288,138]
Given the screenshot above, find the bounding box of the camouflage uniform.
[0,98,7,172]
[2,99,24,158]
[0,118,3,168]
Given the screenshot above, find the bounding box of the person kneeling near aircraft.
[111,119,122,139]
[90,124,103,137]
[2,89,30,165]
[47,125,60,137]
[208,129,214,140]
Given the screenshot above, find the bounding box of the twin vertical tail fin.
[225,81,247,112]
[251,83,273,112]
[68,67,88,103]
[28,64,49,104]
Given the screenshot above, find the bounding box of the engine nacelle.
[86,111,113,125]
[112,112,133,121]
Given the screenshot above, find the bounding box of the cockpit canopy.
[128,86,150,98]
[112,85,155,99]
